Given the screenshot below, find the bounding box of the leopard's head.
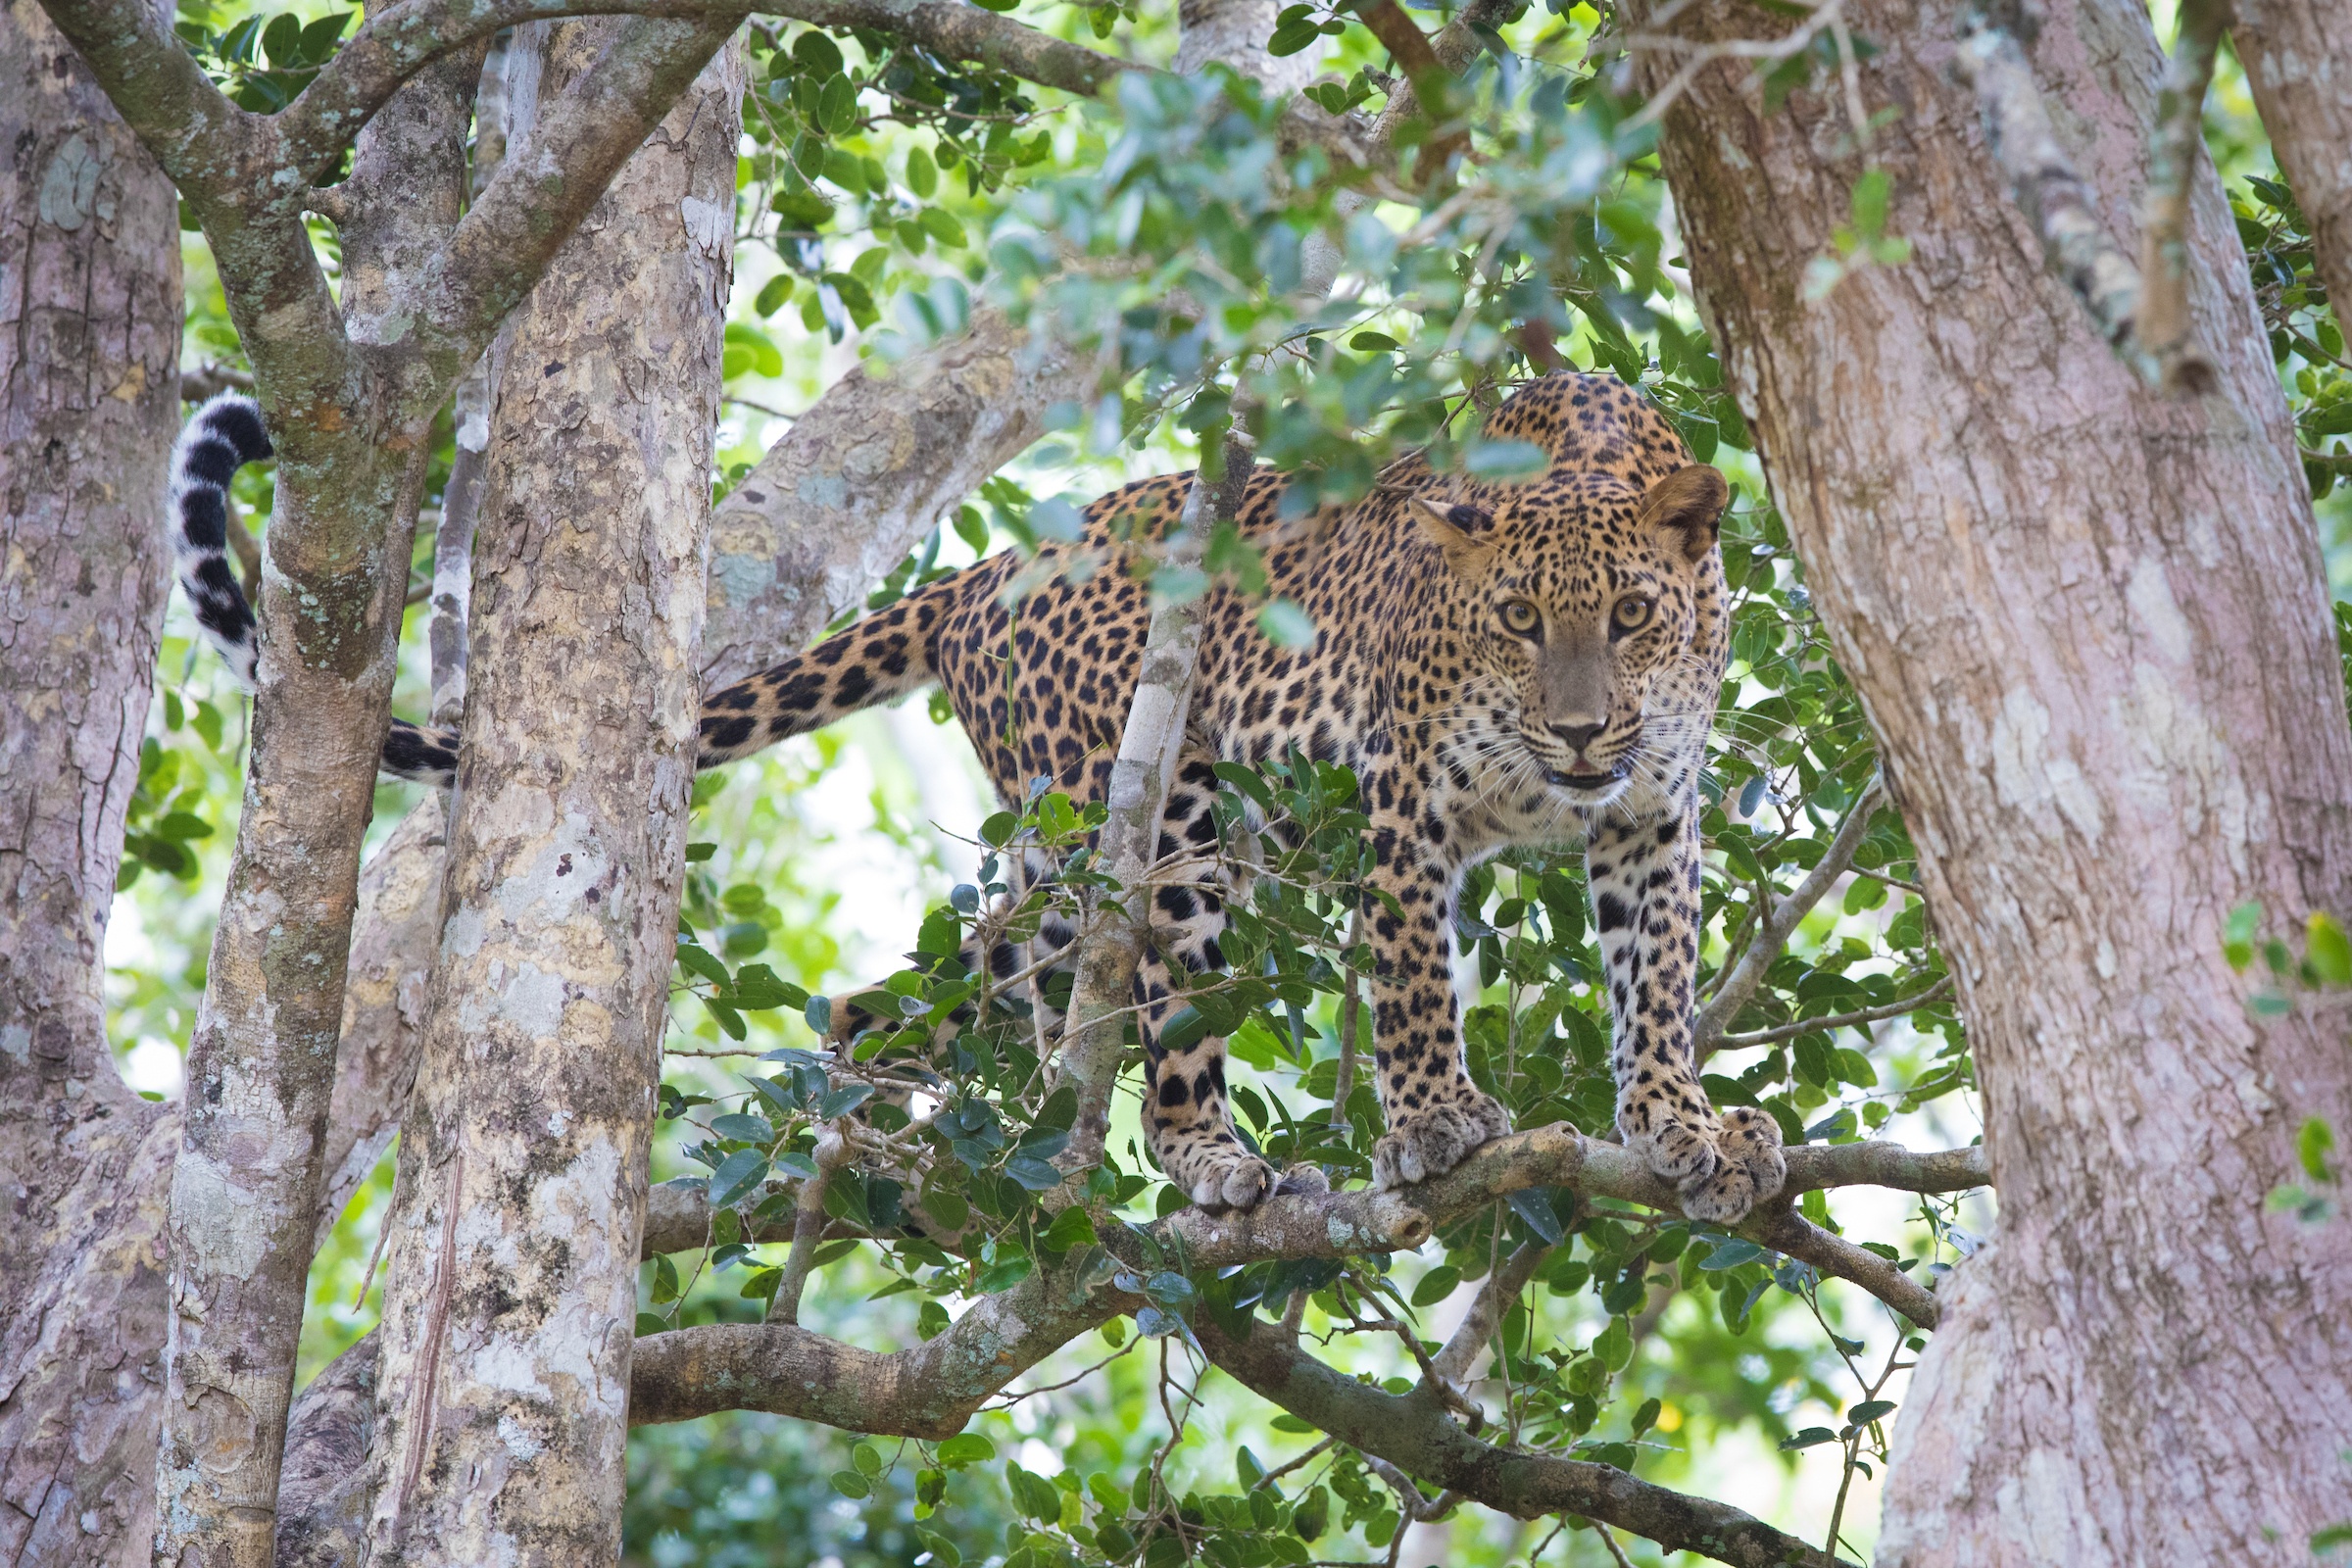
[1409,463,1728,806]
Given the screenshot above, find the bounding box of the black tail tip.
[192,393,272,464]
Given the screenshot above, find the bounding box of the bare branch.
[404,13,739,395]
[702,312,1075,686]
[1748,1201,1942,1329]
[2136,0,2230,390]
[182,362,258,401]
[30,0,248,196]
[1054,481,1218,1179]
[1429,1240,1550,1388]
[641,1128,1986,1320]
[1195,1313,1858,1568]
[1693,776,1883,1061]
[1714,973,1955,1050]
[629,1251,1134,1435]
[768,1130,854,1324]
[1950,11,2216,392]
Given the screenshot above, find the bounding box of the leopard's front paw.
[1677,1106,1787,1223]
[1626,1105,1786,1223]
[1372,1090,1513,1190]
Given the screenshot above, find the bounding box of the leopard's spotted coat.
[177,371,1785,1220]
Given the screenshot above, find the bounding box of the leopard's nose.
[1548,719,1605,753]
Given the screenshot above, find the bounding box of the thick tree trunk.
[2230,0,2352,336]
[152,55,482,1568]
[356,25,739,1566]
[0,1,182,1560]
[1640,1,2352,1561]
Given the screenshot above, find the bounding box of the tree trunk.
[0,0,182,1559]
[152,53,482,1568]
[357,25,739,1565]
[2229,0,2352,335]
[1640,1,2352,1561]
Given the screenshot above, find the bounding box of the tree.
[1633,2,2352,1557]
[9,1,2349,1567]
[0,2,185,1556]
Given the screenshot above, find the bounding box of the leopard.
[171,370,1786,1223]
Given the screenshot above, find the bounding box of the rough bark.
[1638,1,2352,1561]
[2229,0,2352,339]
[0,2,183,1561]
[151,55,481,1568]
[700,315,1075,687]
[356,26,739,1565]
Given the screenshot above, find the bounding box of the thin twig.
[1694,776,1884,1061]
[1714,974,1955,1050]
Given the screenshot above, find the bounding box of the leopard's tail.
[693,582,947,767]
[170,393,270,689]
[378,573,954,788]
[171,391,953,787]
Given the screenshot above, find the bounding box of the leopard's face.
[1411,464,1728,810]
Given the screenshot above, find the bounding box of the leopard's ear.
[1409,496,1497,574]
[1637,464,1729,564]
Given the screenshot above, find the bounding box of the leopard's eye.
[1611,596,1655,635]
[1499,600,1542,636]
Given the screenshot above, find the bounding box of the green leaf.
[2297,1116,2337,1184]
[1410,1265,1460,1307]
[635,1311,669,1337]
[918,207,965,248]
[805,994,833,1035]
[816,74,858,135]
[677,942,729,986]
[1257,598,1316,648]
[1779,1426,1838,1450]
[815,1083,872,1120]
[906,145,939,199]
[1461,439,1550,481]
[2223,900,2264,970]
[261,12,301,67]
[708,1150,769,1207]
[1849,168,1892,234]
[829,1469,871,1499]
[1040,1206,1097,1254]
[1348,330,1399,352]
[156,811,213,842]
[295,12,351,64]
[1506,1187,1566,1245]
[1845,1398,1896,1427]
[975,1250,1033,1293]
[937,1431,996,1466]
[2307,911,2351,987]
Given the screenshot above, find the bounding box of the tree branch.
[1713,973,1955,1050]
[1693,776,1882,1061]
[1429,1240,1551,1389]
[281,0,1132,179]
[1055,483,1217,1180]
[642,1128,1985,1326]
[1951,11,2217,393]
[1194,1314,1858,1568]
[2136,0,2230,389]
[30,0,249,196]
[703,312,1076,685]
[402,13,739,395]
[628,1249,1133,1434]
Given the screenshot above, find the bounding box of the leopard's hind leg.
[1132,755,1321,1212]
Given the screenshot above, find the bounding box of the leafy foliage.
[111,0,2350,1563]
